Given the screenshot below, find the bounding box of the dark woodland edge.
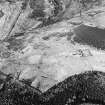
[0,71,105,105]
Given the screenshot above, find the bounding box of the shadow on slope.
[74,25,105,50]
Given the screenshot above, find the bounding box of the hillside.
[0,0,105,105]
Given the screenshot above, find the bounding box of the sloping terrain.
[0,0,105,105]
